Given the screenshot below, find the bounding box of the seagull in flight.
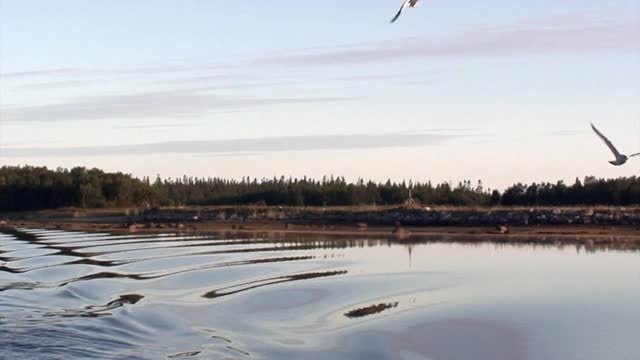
[591,122,640,166]
[391,0,421,23]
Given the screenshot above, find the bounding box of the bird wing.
[591,123,622,158]
[391,0,411,23]
[629,153,640,157]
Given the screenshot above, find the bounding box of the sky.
[0,0,639,189]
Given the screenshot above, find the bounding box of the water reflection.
[202,270,348,299]
[167,350,201,359]
[43,294,144,318]
[0,228,639,359]
[345,302,399,318]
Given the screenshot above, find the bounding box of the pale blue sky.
[0,0,638,188]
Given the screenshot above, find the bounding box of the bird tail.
[390,9,402,23]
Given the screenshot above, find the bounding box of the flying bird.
[591,122,640,166]
[391,0,421,23]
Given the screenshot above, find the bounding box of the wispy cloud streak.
[2,132,476,157]
[256,20,639,66]
[1,68,83,79]
[1,63,229,80]
[14,79,96,91]
[1,89,354,123]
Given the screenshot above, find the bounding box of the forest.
[1,165,639,211]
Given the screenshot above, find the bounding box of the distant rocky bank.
[134,206,640,227]
[5,206,640,247]
[6,206,639,227]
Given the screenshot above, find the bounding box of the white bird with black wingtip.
[591,122,640,166]
[391,0,421,23]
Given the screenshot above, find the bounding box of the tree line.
[1,166,639,211]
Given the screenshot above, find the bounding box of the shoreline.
[5,218,640,241]
[3,206,640,248]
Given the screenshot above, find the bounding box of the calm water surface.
[0,228,639,359]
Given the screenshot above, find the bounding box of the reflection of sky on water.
[1,229,639,359]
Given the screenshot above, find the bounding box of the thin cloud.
[177,80,305,92]
[1,63,230,80]
[335,74,409,82]
[2,132,476,157]
[5,15,636,81]
[111,112,243,130]
[157,74,242,85]
[106,63,228,76]
[151,74,304,92]
[256,20,639,66]
[15,79,96,91]
[1,88,354,123]
[0,68,83,79]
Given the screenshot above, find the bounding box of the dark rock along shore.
[131,207,640,227]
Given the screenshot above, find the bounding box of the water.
[1,228,639,360]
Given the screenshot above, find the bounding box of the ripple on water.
[1,228,639,359]
[5,254,79,271]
